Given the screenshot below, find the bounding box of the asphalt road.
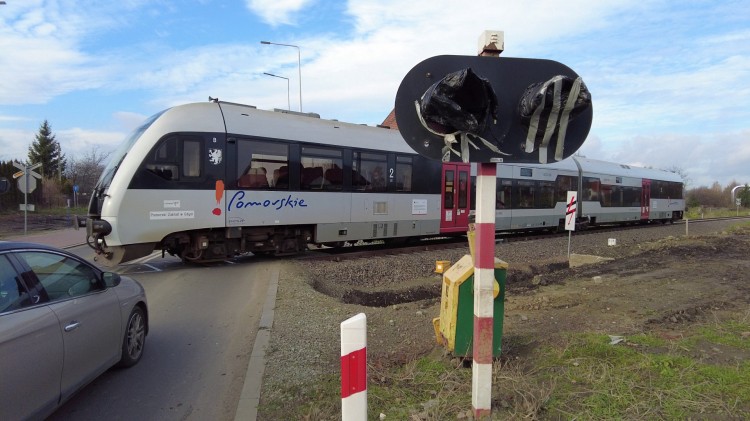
[48,248,275,421]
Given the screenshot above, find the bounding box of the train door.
[641,179,651,219]
[441,163,471,232]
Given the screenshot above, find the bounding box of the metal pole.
[286,77,290,111]
[296,46,302,112]
[263,72,291,111]
[24,164,28,236]
[472,162,496,419]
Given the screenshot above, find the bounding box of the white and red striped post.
[473,162,497,418]
[341,313,367,421]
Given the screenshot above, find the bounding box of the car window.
[18,251,103,301]
[0,255,30,313]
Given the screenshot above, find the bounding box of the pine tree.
[27,120,66,179]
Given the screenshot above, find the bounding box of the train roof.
[213,101,414,154]
[152,102,683,184]
[573,156,682,182]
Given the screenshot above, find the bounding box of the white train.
[78,100,684,266]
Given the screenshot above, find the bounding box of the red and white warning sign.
[565,191,577,231]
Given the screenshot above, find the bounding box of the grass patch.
[685,207,750,219]
[725,221,750,235]
[258,316,750,420]
[534,331,750,419]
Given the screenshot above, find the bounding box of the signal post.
[395,31,593,418]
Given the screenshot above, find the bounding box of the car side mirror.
[103,272,121,288]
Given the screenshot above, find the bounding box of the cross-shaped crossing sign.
[565,191,577,231]
[13,162,42,194]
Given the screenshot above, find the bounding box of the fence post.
[341,313,367,420]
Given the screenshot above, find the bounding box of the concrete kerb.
[234,267,279,421]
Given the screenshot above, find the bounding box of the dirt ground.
[502,233,750,361]
[265,221,750,401]
[0,212,74,239]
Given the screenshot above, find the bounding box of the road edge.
[234,267,279,421]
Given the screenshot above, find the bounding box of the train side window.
[624,186,642,207]
[146,137,180,181]
[300,146,342,190]
[610,186,624,207]
[538,181,555,208]
[600,184,613,207]
[183,139,201,178]
[443,170,454,209]
[584,177,600,201]
[496,179,512,209]
[353,152,387,192]
[395,155,412,192]
[556,175,577,202]
[237,140,288,190]
[458,171,468,209]
[516,180,535,209]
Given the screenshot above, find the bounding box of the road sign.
[73,184,79,193]
[565,191,577,231]
[17,175,37,194]
[395,55,593,164]
[13,161,43,194]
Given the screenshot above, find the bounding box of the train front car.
[80,102,227,266]
[80,100,444,266]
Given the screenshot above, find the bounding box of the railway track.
[299,215,750,262]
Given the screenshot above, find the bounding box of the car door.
[0,253,64,421]
[17,250,121,402]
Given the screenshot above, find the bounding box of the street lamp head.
[260,40,302,112]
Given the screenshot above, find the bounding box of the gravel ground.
[258,219,745,417]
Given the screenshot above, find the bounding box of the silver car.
[0,241,148,420]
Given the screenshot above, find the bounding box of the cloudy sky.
[0,0,748,188]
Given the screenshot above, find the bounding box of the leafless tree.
[66,147,111,196]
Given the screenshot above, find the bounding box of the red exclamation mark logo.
[213,180,224,215]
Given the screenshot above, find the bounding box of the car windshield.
[96,109,168,190]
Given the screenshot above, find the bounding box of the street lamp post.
[263,72,290,111]
[260,41,302,112]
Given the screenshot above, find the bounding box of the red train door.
[641,179,651,219]
[441,163,471,232]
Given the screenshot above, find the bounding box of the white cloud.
[246,0,314,26]
[0,0,747,189]
[57,128,125,155]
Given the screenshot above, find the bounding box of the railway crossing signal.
[14,161,42,194]
[395,46,593,419]
[395,55,593,164]
[13,161,43,236]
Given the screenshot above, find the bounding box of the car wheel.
[118,306,146,368]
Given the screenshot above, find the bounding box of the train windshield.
[96,109,167,189]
